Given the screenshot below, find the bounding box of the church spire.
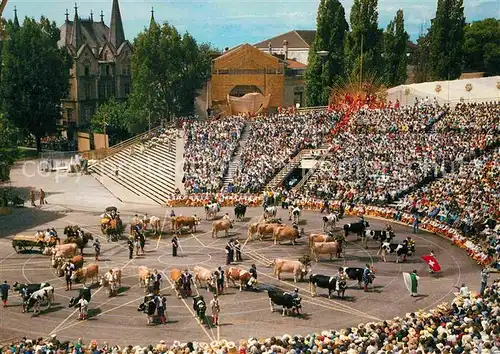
[149,7,157,29]
[13,6,20,28]
[109,0,125,48]
[72,3,82,49]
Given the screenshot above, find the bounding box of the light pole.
[103,121,108,149]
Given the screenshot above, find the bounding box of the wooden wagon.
[11,235,56,253]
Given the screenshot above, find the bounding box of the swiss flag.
[422,255,441,272]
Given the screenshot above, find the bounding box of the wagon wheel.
[12,244,21,253]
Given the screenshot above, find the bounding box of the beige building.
[58,0,132,135]
[254,30,315,66]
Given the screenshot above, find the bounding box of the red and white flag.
[421,255,441,272]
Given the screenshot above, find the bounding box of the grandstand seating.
[90,133,179,205]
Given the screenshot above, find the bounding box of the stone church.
[58,0,132,131]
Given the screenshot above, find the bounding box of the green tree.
[130,21,211,127]
[90,98,133,146]
[305,0,349,106]
[345,0,383,80]
[382,10,409,86]
[0,17,70,152]
[428,0,466,80]
[463,18,500,75]
[0,113,19,182]
[413,33,432,83]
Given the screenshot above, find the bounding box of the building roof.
[286,59,307,69]
[254,30,316,49]
[59,20,110,50]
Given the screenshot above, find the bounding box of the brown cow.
[138,266,151,289]
[212,219,234,238]
[308,233,334,248]
[273,225,304,245]
[193,266,214,290]
[272,258,309,283]
[171,216,200,233]
[246,222,260,240]
[43,243,79,258]
[256,223,283,240]
[71,263,99,283]
[225,267,252,291]
[170,268,182,297]
[311,241,340,262]
[52,255,84,277]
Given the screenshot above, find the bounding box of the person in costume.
[409,270,419,297]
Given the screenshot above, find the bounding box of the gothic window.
[122,64,131,75]
[99,82,105,99]
[84,83,92,99]
[124,83,130,97]
[100,65,106,76]
[106,65,112,76]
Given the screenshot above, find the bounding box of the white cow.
[322,213,339,232]
[263,206,277,220]
[204,203,220,220]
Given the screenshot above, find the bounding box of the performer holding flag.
[403,270,420,297]
[421,250,441,274]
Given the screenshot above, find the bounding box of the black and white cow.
[343,221,370,239]
[379,242,415,263]
[68,286,91,308]
[264,206,277,220]
[309,274,346,299]
[323,213,339,232]
[13,282,51,298]
[341,267,365,288]
[267,288,302,316]
[361,230,395,247]
[24,286,55,314]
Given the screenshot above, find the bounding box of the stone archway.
[229,85,263,97]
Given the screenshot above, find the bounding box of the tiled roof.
[286,59,307,69]
[58,20,110,50]
[254,30,316,49]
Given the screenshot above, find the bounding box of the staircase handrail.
[266,149,311,189]
[291,151,330,193]
[84,124,174,163]
[297,106,328,113]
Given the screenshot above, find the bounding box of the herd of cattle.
[8,204,417,321]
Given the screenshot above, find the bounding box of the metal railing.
[82,123,174,163]
[266,149,312,190]
[297,106,328,113]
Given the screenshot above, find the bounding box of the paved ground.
[0,205,481,346]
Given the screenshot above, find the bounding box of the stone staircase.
[89,136,179,205]
[222,122,251,190]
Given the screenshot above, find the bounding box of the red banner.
[421,255,441,272]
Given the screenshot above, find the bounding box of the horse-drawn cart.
[12,235,56,253]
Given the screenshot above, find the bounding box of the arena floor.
[0,206,481,346]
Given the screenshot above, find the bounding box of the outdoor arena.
[0,206,481,346]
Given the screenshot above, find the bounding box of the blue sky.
[3,0,499,49]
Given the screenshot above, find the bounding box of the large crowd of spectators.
[4,279,499,353]
[299,102,499,205]
[350,101,447,133]
[399,147,499,239]
[228,112,339,193]
[434,102,499,133]
[182,118,246,194]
